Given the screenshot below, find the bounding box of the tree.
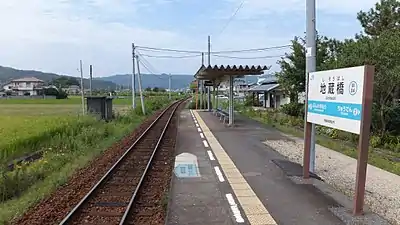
[51,76,80,88]
[276,35,336,102]
[152,87,159,92]
[357,0,400,37]
[145,87,152,92]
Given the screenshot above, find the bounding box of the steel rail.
[59,100,181,225]
[119,100,180,224]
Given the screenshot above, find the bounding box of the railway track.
[58,100,183,225]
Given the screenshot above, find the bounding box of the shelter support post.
[256,93,259,106]
[216,86,219,109]
[228,75,234,126]
[207,86,211,112]
[195,79,199,110]
[213,82,216,110]
[264,91,267,108]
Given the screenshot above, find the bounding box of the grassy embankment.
[238,106,400,176]
[0,94,182,224]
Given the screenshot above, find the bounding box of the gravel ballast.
[264,133,400,225]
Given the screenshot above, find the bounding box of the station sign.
[307,66,366,134]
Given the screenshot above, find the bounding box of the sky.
[0,0,378,77]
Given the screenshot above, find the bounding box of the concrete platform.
[166,109,248,225]
[193,111,345,225]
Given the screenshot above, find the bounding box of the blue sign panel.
[174,164,200,178]
[307,100,362,121]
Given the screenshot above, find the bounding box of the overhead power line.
[215,0,245,38]
[136,46,202,54]
[136,44,290,55]
[136,51,160,74]
[139,53,203,59]
[212,54,285,59]
[212,45,291,54]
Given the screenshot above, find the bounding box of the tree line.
[276,0,400,141]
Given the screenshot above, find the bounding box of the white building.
[248,74,305,109]
[2,77,44,96]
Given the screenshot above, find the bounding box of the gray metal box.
[86,96,113,121]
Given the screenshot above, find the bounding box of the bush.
[188,98,211,109]
[280,102,304,118]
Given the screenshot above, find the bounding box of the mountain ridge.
[0,65,195,90]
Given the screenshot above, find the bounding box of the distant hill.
[97,74,194,90]
[0,66,116,89]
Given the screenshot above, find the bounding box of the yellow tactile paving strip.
[193,110,277,225]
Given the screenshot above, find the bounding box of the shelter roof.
[248,83,280,92]
[194,65,270,81]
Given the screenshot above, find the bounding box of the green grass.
[0,104,130,116]
[0,97,131,105]
[0,95,181,224]
[241,108,400,176]
[0,113,145,223]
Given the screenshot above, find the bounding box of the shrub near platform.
[239,106,400,176]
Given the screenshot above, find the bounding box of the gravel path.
[263,133,400,225]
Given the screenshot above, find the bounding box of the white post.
[136,56,146,115]
[169,74,171,100]
[132,43,136,109]
[79,60,85,115]
[229,75,234,126]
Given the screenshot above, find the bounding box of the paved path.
[197,111,343,225]
[167,109,244,225]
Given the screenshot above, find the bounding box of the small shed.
[86,96,113,121]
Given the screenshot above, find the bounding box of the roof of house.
[11,77,44,83]
[248,83,280,92]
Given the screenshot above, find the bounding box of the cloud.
[225,0,377,16]
[0,0,376,77]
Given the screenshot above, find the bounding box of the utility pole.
[89,65,93,96]
[79,60,85,115]
[304,0,317,174]
[132,43,136,109]
[136,56,146,115]
[207,35,211,111]
[200,52,204,109]
[169,73,172,100]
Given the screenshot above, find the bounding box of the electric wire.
[139,53,203,59]
[135,44,290,55]
[215,0,245,38]
[212,54,285,59]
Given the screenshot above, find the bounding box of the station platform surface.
[166,109,344,225]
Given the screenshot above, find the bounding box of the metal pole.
[208,35,211,65]
[228,75,234,126]
[136,56,146,115]
[169,74,171,100]
[89,65,93,96]
[132,43,136,109]
[207,36,211,111]
[79,60,85,115]
[304,0,317,174]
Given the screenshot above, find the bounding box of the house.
[63,85,81,95]
[2,77,44,96]
[248,75,305,109]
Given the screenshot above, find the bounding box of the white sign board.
[307,66,365,134]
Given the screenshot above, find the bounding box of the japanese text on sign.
[307,66,366,134]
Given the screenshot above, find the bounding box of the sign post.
[304,65,374,215]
